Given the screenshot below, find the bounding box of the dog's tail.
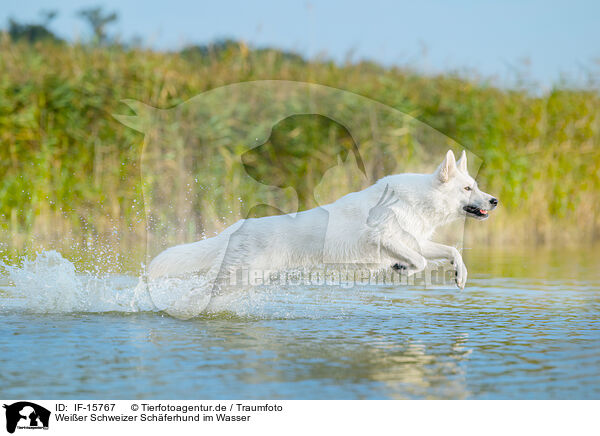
[147,235,225,279]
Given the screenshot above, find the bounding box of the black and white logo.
[3,402,50,434]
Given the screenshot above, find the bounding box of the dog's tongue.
[480,209,488,215]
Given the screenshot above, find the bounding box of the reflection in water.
[0,247,599,399]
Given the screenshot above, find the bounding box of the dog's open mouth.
[463,205,489,219]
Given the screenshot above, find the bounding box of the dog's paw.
[392,262,408,272]
[452,253,468,289]
[392,255,427,276]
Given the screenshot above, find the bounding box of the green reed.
[0,37,598,253]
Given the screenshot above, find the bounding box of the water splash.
[0,250,364,319]
[0,251,150,314]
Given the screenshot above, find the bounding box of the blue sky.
[3,0,599,89]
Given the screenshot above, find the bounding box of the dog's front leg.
[419,241,467,289]
[380,238,427,276]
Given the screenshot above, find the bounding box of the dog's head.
[434,150,498,220]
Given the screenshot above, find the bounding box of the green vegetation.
[0,33,599,258]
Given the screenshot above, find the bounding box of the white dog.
[148,150,497,290]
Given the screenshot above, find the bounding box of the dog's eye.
[464,186,472,191]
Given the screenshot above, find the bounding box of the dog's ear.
[457,150,468,175]
[113,99,155,133]
[435,150,456,182]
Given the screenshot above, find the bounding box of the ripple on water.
[1,250,599,398]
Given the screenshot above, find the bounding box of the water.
[0,247,599,399]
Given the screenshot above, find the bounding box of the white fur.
[148,150,497,289]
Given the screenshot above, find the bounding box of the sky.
[2,0,599,89]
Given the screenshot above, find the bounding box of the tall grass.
[0,36,599,257]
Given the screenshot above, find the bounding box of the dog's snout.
[489,197,498,207]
